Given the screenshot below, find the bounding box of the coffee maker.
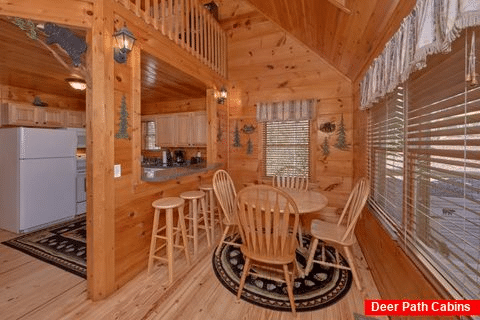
[174,149,186,165]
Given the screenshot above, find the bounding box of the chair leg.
[283,264,296,316]
[200,197,212,248]
[304,237,319,275]
[148,209,160,274]
[237,257,251,300]
[177,204,191,265]
[344,246,362,291]
[215,225,230,256]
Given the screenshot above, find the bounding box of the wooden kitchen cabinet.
[2,103,37,126]
[156,114,176,147]
[35,108,65,127]
[2,103,66,128]
[65,110,86,128]
[191,111,207,146]
[175,113,192,147]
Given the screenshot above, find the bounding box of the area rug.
[212,235,352,312]
[2,216,86,278]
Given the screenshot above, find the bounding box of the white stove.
[76,154,86,214]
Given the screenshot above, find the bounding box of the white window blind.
[368,86,405,231]
[264,120,310,177]
[368,28,480,299]
[143,120,156,150]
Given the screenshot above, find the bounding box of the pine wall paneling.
[225,9,354,208]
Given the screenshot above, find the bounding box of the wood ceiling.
[213,0,416,82]
[1,0,416,106]
[0,17,86,101]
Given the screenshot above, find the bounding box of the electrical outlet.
[114,164,121,178]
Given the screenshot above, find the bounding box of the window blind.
[144,120,156,150]
[264,120,310,177]
[368,28,480,299]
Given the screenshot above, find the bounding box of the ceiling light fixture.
[65,78,87,91]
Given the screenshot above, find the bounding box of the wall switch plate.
[114,164,121,178]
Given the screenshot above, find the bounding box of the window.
[264,120,310,177]
[368,29,480,299]
[143,120,157,150]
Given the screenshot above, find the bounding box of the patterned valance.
[360,0,480,110]
[256,99,315,122]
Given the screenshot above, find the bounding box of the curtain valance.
[360,0,480,110]
[256,99,315,122]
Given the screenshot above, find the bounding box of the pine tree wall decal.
[246,138,253,154]
[334,114,349,150]
[322,137,330,157]
[115,95,129,139]
[233,123,242,147]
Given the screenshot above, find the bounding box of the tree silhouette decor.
[233,123,242,147]
[115,95,129,139]
[334,114,349,150]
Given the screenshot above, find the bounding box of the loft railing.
[117,0,227,78]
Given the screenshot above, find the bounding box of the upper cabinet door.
[156,114,176,147]
[65,110,86,128]
[35,108,65,128]
[2,103,37,126]
[175,113,192,147]
[191,112,207,146]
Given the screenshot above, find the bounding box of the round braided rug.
[212,235,352,312]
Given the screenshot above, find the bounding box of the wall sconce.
[217,86,227,104]
[65,78,87,91]
[113,24,136,64]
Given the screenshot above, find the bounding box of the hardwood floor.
[0,228,383,320]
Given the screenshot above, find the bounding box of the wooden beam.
[206,89,217,166]
[0,0,93,28]
[86,0,116,301]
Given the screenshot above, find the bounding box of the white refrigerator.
[0,127,76,233]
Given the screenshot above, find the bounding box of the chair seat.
[310,219,349,245]
[180,190,205,200]
[199,184,213,190]
[240,237,298,265]
[152,197,184,209]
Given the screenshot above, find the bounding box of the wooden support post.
[206,89,217,166]
[86,0,116,301]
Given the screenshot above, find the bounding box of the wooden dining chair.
[272,165,309,191]
[304,177,370,291]
[235,185,300,316]
[212,169,240,256]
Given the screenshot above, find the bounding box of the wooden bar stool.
[180,190,212,256]
[148,197,190,284]
[199,184,223,240]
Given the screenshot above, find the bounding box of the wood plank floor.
[0,228,384,320]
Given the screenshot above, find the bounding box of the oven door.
[76,172,86,214]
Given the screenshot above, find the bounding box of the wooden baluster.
[199,7,204,62]
[168,0,173,40]
[208,14,213,69]
[186,0,191,52]
[135,0,140,17]
[194,2,199,58]
[179,0,184,48]
[222,30,227,77]
[153,0,159,30]
[161,0,165,35]
[122,0,129,7]
[145,0,151,25]
[175,0,180,45]
[215,24,219,73]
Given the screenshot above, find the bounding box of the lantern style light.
[113,24,136,64]
[217,86,227,104]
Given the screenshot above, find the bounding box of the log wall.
[225,14,354,208]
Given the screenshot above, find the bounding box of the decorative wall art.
[44,23,87,67]
[11,17,38,40]
[334,114,349,150]
[233,123,242,147]
[115,96,129,139]
[241,124,256,134]
[246,138,254,155]
[32,96,48,107]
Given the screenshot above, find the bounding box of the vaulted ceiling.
[216,0,416,81]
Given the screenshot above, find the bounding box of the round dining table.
[282,189,328,214]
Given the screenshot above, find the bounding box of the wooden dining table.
[282,189,328,214]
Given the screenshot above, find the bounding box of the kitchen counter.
[141,163,222,182]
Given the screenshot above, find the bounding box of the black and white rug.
[2,216,86,278]
[212,235,352,312]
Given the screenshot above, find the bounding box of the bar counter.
[141,163,222,182]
